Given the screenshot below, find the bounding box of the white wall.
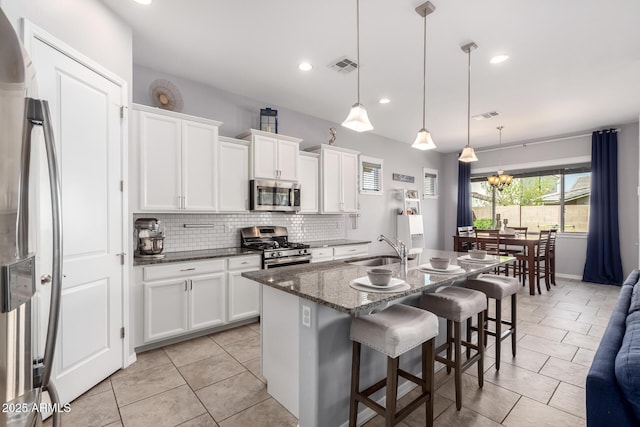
[1,0,132,88]
[133,64,445,254]
[442,122,640,278]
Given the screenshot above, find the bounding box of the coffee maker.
[134,218,166,258]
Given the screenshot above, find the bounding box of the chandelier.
[487,125,513,191]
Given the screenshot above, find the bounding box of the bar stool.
[419,287,487,411]
[349,304,439,427]
[463,274,519,371]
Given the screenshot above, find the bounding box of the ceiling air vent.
[328,57,358,74]
[472,111,501,121]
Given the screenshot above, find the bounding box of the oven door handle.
[264,255,312,266]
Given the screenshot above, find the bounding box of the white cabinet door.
[310,247,333,263]
[253,134,278,179]
[298,155,318,213]
[228,270,261,321]
[182,121,218,211]
[219,141,249,211]
[341,152,359,212]
[189,272,226,330]
[322,149,342,213]
[277,139,299,181]
[144,279,189,342]
[139,111,182,210]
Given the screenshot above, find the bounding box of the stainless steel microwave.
[250,180,301,212]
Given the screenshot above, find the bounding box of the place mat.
[418,263,465,274]
[457,255,497,264]
[349,277,410,293]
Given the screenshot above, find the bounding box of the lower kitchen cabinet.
[228,255,262,321]
[143,279,189,342]
[135,255,261,346]
[189,272,226,330]
[310,244,369,263]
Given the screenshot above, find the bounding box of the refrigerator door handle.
[27,98,63,425]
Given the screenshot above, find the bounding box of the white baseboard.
[556,273,582,280]
[126,353,137,368]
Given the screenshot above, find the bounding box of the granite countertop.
[305,239,371,248]
[242,249,513,314]
[134,247,261,266]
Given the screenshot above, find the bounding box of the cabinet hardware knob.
[180,267,196,271]
[40,274,52,285]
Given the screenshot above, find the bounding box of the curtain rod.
[475,128,621,154]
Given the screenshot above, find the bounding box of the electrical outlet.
[302,305,311,327]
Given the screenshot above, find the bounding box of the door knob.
[40,274,52,285]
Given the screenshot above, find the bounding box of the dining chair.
[475,230,514,276]
[547,229,558,288]
[502,227,527,276]
[456,226,476,252]
[517,230,550,294]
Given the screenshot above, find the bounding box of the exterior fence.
[472,205,589,232]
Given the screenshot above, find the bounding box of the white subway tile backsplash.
[133,213,346,252]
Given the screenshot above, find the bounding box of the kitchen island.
[242,249,513,427]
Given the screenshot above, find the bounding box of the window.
[360,156,383,194]
[471,165,590,233]
[423,168,438,198]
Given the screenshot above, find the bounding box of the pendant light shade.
[412,2,436,150]
[342,0,373,133]
[412,128,436,150]
[342,103,373,132]
[459,146,479,162]
[459,41,479,163]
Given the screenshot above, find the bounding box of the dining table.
[453,233,540,295]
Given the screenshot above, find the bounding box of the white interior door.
[30,35,124,404]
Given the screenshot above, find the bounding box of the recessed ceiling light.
[133,0,152,4]
[298,62,313,71]
[379,98,390,104]
[490,54,510,64]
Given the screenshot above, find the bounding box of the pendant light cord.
[422,14,427,129]
[356,0,361,104]
[467,48,471,147]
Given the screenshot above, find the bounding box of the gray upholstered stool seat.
[464,274,519,299]
[419,286,487,323]
[349,304,439,427]
[419,287,487,411]
[462,273,518,371]
[350,304,439,358]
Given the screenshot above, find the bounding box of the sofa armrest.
[586,286,637,426]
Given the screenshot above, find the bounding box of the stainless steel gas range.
[240,226,311,269]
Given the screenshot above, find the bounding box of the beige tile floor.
[45,277,620,426]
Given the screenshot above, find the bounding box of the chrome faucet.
[378,235,408,275]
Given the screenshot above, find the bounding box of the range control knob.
[299,249,307,255]
[270,252,277,258]
[277,252,283,257]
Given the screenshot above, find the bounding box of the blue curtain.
[583,129,623,285]
[457,160,473,228]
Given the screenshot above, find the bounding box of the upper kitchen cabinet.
[298,152,319,213]
[307,145,359,213]
[134,104,222,212]
[237,129,302,181]
[218,137,250,212]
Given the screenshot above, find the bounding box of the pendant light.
[342,0,374,132]
[459,41,479,162]
[411,1,436,151]
[487,125,513,191]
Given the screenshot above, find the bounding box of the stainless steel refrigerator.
[0,7,63,427]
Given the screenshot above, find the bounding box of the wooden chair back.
[512,227,528,237]
[536,230,551,258]
[475,229,501,255]
[547,229,557,256]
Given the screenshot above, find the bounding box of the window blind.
[423,171,437,197]
[362,161,382,192]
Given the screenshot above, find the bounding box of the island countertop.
[242,249,513,314]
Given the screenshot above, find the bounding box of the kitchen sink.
[346,256,401,266]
